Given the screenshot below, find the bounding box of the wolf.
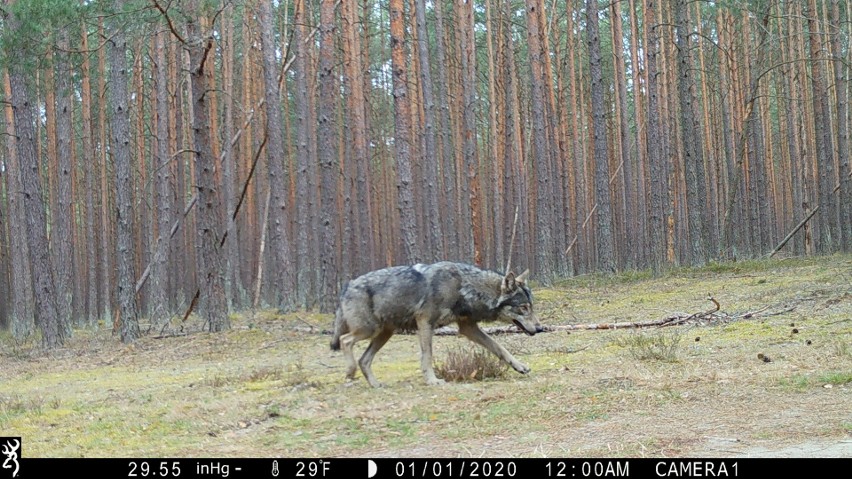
[330,261,542,387]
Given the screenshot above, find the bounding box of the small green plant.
[436,346,508,382]
[778,374,811,392]
[614,331,682,362]
[819,372,852,386]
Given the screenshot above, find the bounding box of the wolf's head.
[496,270,542,335]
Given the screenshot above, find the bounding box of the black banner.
[8,458,850,479]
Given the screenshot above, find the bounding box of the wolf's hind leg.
[359,326,395,388]
[340,328,373,381]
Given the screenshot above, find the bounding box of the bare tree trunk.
[222,1,240,305]
[390,0,419,263]
[525,0,554,277]
[586,0,615,273]
[610,0,636,269]
[645,0,665,270]
[3,70,34,337]
[675,0,709,265]
[259,0,295,311]
[434,0,458,259]
[414,0,444,263]
[54,30,75,329]
[807,0,838,252]
[457,0,482,265]
[7,7,65,348]
[831,0,851,249]
[293,0,315,306]
[149,29,172,328]
[186,2,229,331]
[342,0,374,274]
[98,18,113,324]
[108,0,140,343]
[318,0,340,311]
[79,19,97,324]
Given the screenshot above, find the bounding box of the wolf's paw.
[513,362,531,375]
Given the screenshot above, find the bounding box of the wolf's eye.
[518,304,530,313]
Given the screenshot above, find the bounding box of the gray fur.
[330,262,541,387]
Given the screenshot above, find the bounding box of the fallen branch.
[296,296,758,337]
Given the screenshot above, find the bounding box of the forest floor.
[1,254,851,458]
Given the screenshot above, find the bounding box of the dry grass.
[436,346,509,382]
[613,331,683,362]
[1,254,851,457]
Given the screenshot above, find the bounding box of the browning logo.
[1,438,19,478]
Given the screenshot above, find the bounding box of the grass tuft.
[613,331,682,362]
[436,346,508,382]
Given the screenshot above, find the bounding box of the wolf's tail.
[330,306,347,351]
[330,282,349,351]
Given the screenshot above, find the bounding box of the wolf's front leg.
[457,321,530,374]
[416,316,445,385]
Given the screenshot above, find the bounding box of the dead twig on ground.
[293,296,796,337]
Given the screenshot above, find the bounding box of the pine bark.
[675,0,709,265]
[525,0,554,276]
[8,8,65,348]
[414,0,443,262]
[390,0,419,263]
[186,2,229,331]
[150,29,172,327]
[342,0,374,273]
[831,0,851,249]
[586,0,615,272]
[3,70,34,337]
[807,0,838,252]
[259,0,295,311]
[108,0,140,343]
[318,0,339,311]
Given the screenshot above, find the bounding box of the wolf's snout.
[535,324,544,333]
[513,319,537,336]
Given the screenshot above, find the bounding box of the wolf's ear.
[516,269,530,284]
[502,271,517,294]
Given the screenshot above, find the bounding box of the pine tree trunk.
[390,0,419,263]
[525,0,554,277]
[585,0,615,272]
[7,10,65,348]
[459,0,482,266]
[645,0,666,269]
[807,0,838,252]
[108,0,140,343]
[293,0,315,305]
[675,0,709,265]
[222,1,240,305]
[80,19,97,324]
[3,70,34,337]
[434,0,458,259]
[831,0,851,249]
[611,0,635,269]
[318,0,340,311]
[342,0,374,274]
[186,2,229,332]
[259,0,295,311]
[98,18,113,323]
[54,30,75,329]
[150,29,172,328]
[414,0,444,263]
